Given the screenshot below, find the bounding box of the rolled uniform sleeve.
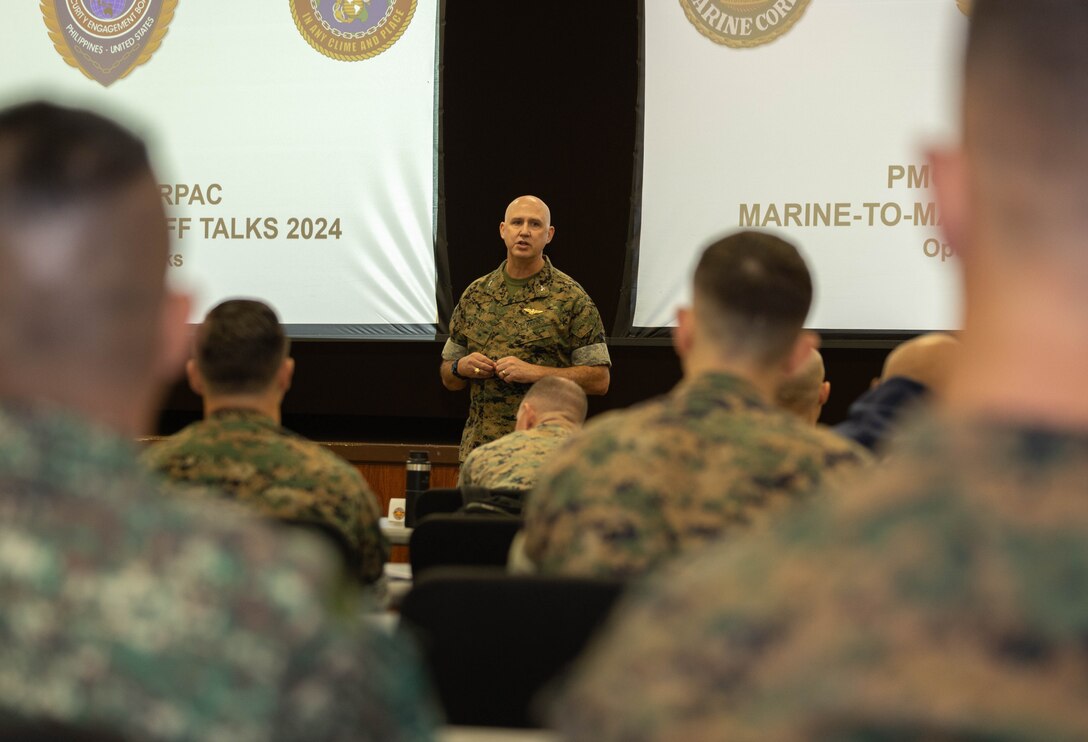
[568,293,611,367]
[442,298,470,362]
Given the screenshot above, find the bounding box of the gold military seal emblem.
[290,0,417,62]
[40,0,178,87]
[957,0,972,15]
[679,0,812,49]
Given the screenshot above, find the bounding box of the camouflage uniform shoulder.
[460,426,573,491]
[0,403,436,740]
[457,264,504,301]
[551,413,1088,739]
[543,260,593,297]
[524,375,870,578]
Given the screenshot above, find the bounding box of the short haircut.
[966,1,1088,180]
[775,349,825,419]
[195,299,289,395]
[693,231,812,365]
[0,101,150,218]
[522,377,588,424]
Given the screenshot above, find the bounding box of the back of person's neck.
[203,394,281,425]
[0,373,155,437]
[529,412,579,432]
[943,288,1088,428]
[681,352,780,403]
[505,256,545,279]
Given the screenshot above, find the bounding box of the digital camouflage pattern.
[442,257,610,460]
[523,372,870,578]
[457,422,577,491]
[0,401,438,741]
[552,413,1088,741]
[141,408,388,584]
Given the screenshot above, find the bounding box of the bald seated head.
[775,348,830,426]
[515,377,588,432]
[881,333,960,395]
[0,101,187,434]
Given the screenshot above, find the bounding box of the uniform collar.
[530,421,578,438]
[485,257,555,303]
[670,372,771,414]
[207,407,282,429]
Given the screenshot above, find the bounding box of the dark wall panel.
[442,1,639,331]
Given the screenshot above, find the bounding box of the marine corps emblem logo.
[290,0,417,62]
[957,0,972,15]
[680,0,812,49]
[40,0,178,87]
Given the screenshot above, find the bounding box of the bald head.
[504,195,551,227]
[775,349,829,425]
[0,101,178,428]
[963,1,1088,240]
[882,333,960,394]
[517,377,588,430]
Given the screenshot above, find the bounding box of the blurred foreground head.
[0,102,188,434]
[932,0,1088,421]
[957,0,1088,245]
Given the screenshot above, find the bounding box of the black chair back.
[398,567,627,728]
[406,487,463,527]
[409,515,522,577]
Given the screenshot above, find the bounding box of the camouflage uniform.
[442,257,610,460]
[457,422,577,491]
[552,413,1088,741]
[141,408,388,584]
[0,401,437,741]
[523,372,870,578]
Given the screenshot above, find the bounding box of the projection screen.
[2,0,440,338]
[631,0,969,335]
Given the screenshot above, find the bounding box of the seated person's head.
[516,377,588,431]
[675,231,817,387]
[0,101,189,433]
[187,299,294,407]
[880,332,959,395]
[775,348,830,425]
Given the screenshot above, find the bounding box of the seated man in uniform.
[458,376,587,492]
[773,347,830,425]
[550,3,1088,738]
[522,231,870,579]
[0,101,433,739]
[143,299,388,584]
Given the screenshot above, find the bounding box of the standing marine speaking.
[440,195,611,460]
